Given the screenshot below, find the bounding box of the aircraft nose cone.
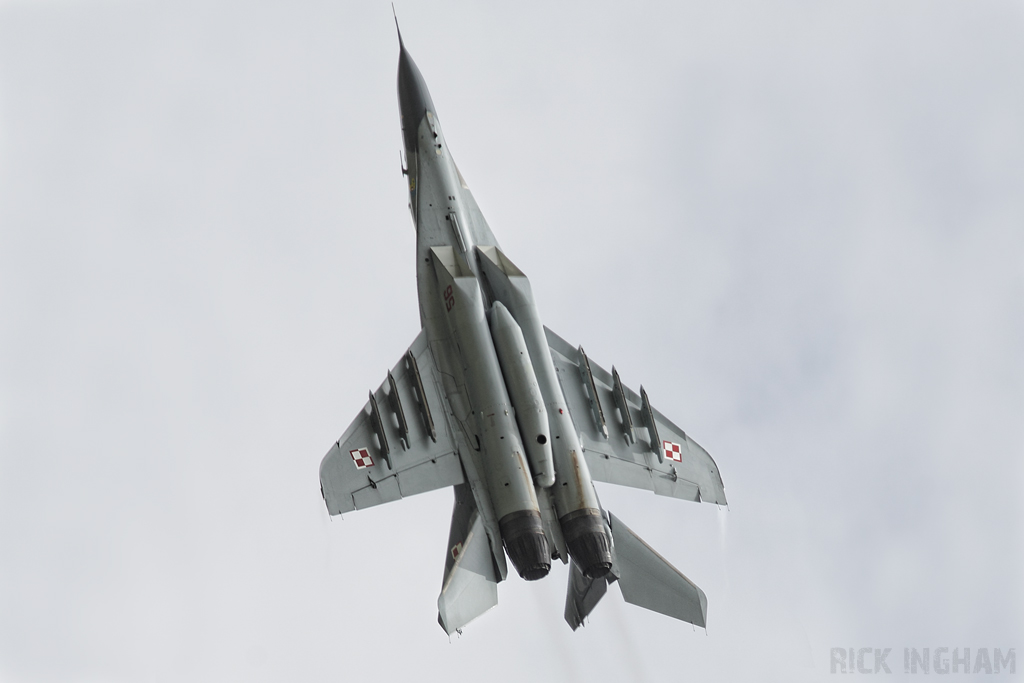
[397,42,435,154]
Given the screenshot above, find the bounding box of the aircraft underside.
[318,23,727,634]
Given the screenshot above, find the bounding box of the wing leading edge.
[543,326,727,506]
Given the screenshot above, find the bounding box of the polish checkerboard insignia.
[350,447,374,469]
[663,440,683,462]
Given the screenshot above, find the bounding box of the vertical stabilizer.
[564,560,610,630]
[438,485,500,634]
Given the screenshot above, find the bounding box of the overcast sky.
[1,1,1021,681]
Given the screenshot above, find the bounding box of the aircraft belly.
[412,119,470,251]
[488,301,555,488]
[433,262,537,519]
[319,32,726,629]
[426,243,550,579]
[476,248,602,517]
[414,126,543,524]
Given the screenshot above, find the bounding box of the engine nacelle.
[559,508,613,579]
[431,246,549,580]
[499,509,551,581]
[476,245,608,574]
[488,301,556,488]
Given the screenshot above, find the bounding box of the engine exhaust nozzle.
[499,510,551,581]
[560,508,613,579]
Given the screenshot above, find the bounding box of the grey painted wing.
[544,326,727,505]
[437,484,499,634]
[319,330,464,515]
[609,512,708,628]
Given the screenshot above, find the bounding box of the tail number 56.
[444,285,455,311]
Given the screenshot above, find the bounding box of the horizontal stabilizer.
[438,485,499,634]
[609,512,707,628]
[564,560,609,631]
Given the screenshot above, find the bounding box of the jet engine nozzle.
[499,510,551,581]
[560,508,613,579]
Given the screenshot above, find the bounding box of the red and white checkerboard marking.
[350,447,374,469]
[663,440,683,462]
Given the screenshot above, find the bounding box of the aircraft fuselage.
[398,39,612,581]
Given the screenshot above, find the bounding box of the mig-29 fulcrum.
[319,24,728,635]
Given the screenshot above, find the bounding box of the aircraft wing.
[544,327,727,506]
[319,330,464,515]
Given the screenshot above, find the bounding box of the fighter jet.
[319,26,727,634]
